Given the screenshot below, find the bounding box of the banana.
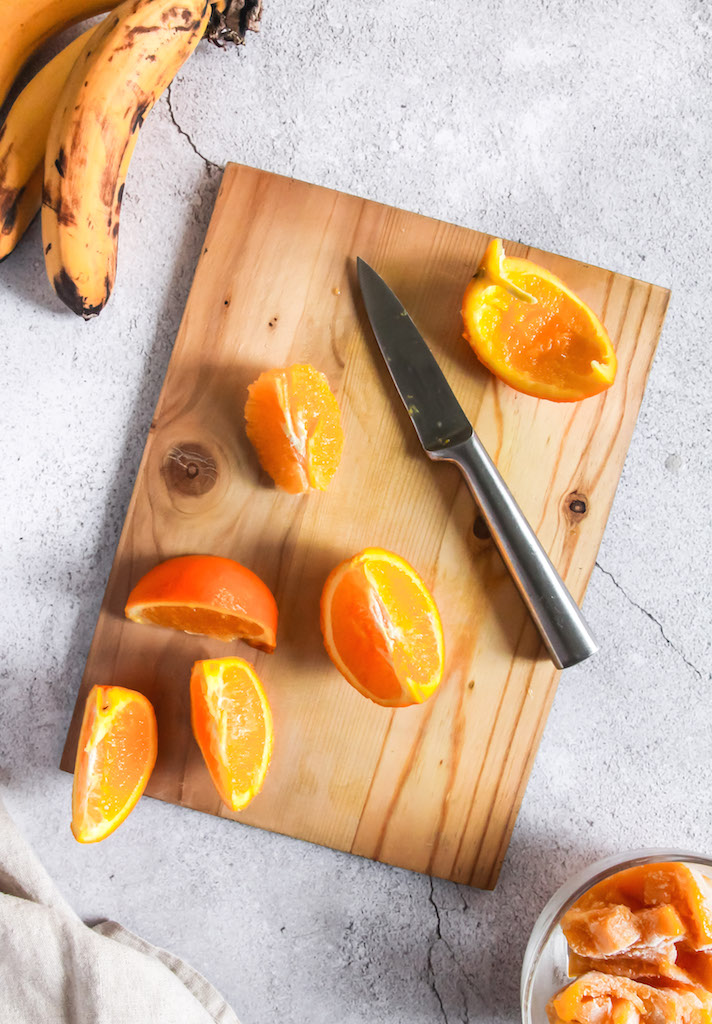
[0,29,97,262]
[43,0,211,318]
[0,0,114,110]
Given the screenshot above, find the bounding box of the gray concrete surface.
[1,1,711,1021]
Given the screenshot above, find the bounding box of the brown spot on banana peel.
[53,268,104,319]
[130,101,149,133]
[54,148,67,178]
[41,183,77,229]
[57,198,77,228]
[1,187,22,234]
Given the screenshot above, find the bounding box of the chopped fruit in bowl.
[124,554,278,652]
[320,547,444,708]
[71,685,157,844]
[190,657,274,812]
[244,363,344,494]
[521,852,712,1024]
[461,238,617,403]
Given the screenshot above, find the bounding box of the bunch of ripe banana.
[0,0,261,318]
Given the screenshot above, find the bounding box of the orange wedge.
[244,363,344,493]
[71,685,157,843]
[125,554,278,652]
[190,658,274,812]
[320,547,444,708]
[461,238,617,402]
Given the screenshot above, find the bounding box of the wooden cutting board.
[61,163,670,888]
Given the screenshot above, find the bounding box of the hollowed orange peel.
[461,238,617,402]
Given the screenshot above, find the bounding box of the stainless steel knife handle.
[430,435,598,669]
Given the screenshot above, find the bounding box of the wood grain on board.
[61,163,670,888]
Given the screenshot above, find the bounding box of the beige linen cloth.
[0,796,240,1024]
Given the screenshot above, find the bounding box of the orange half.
[320,547,444,708]
[461,238,617,402]
[71,685,157,843]
[190,658,274,812]
[125,554,278,652]
[244,363,344,494]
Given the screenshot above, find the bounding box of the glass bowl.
[520,849,712,1024]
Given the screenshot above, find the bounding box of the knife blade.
[356,258,472,453]
[356,257,598,670]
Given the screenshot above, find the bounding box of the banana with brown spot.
[42,0,211,318]
[0,0,115,110]
[0,28,100,262]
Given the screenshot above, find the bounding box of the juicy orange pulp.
[190,658,274,812]
[71,685,157,843]
[125,554,278,652]
[244,363,344,494]
[462,238,617,402]
[320,548,444,708]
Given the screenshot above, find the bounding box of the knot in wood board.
[565,490,589,524]
[162,443,218,496]
[472,514,491,541]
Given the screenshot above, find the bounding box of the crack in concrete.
[428,877,481,1024]
[595,562,705,681]
[428,877,450,1023]
[165,82,223,173]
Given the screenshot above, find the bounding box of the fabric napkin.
[0,795,240,1024]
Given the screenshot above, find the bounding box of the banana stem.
[205,0,262,44]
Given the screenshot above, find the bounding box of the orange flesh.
[72,686,156,843]
[564,905,643,958]
[574,864,712,950]
[549,971,712,1024]
[190,658,273,812]
[321,549,444,707]
[132,604,264,642]
[478,269,607,385]
[554,865,712,1024]
[245,364,344,494]
[462,239,616,401]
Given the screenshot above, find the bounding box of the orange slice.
[71,685,157,843]
[244,363,344,494]
[190,658,274,811]
[320,547,444,708]
[461,238,617,402]
[125,554,278,652]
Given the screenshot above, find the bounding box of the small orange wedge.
[190,658,274,812]
[71,685,157,843]
[320,547,444,708]
[244,363,344,494]
[125,554,278,652]
[461,238,617,402]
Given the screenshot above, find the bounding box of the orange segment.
[244,363,344,494]
[573,864,712,952]
[548,971,712,1024]
[320,547,444,708]
[190,658,274,811]
[71,685,157,843]
[125,554,278,652]
[462,238,617,402]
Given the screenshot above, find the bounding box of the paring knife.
[356,257,598,670]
